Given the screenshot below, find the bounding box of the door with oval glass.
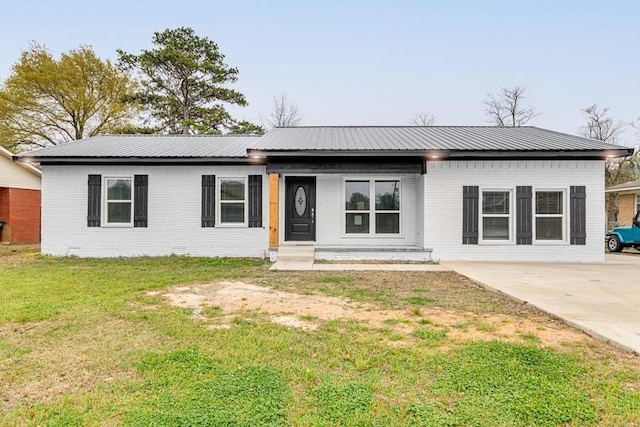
[285,176,316,241]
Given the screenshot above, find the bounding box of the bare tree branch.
[484,86,539,127]
[409,112,436,126]
[267,93,302,128]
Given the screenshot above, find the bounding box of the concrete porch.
[269,245,443,271]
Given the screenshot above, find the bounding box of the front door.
[285,177,316,241]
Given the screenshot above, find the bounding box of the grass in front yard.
[0,255,639,426]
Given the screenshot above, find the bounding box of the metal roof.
[256,126,628,152]
[18,134,260,159]
[16,126,633,163]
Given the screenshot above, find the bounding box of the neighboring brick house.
[605,179,640,227]
[0,146,41,244]
[17,126,633,262]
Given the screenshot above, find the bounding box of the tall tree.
[267,93,302,127]
[580,104,638,225]
[484,86,539,127]
[117,27,251,135]
[409,112,436,126]
[0,44,137,151]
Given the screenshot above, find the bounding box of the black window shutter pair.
[87,174,148,227]
[201,174,262,228]
[462,185,586,246]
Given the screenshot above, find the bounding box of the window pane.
[375,181,400,210]
[536,217,563,240]
[483,217,509,240]
[345,181,370,210]
[107,202,131,223]
[536,192,563,214]
[346,213,369,233]
[107,179,131,201]
[221,203,244,223]
[375,213,399,234]
[221,180,245,201]
[483,191,509,214]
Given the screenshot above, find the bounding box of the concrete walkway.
[443,253,640,354]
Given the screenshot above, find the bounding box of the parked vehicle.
[606,211,640,252]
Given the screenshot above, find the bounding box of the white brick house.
[17,126,632,262]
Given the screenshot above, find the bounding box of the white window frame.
[479,188,513,244]
[533,188,567,243]
[342,178,402,237]
[102,176,133,227]
[217,177,248,227]
[636,194,640,214]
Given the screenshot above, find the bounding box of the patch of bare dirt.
[155,281,589,348]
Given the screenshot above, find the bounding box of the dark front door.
[285,177,316,241]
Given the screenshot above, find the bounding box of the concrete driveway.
[443,253,640,354]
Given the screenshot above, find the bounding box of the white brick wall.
[41,165,268,257]
[283,173,422,247]
[422,160,606,262]
[41,160,606,262]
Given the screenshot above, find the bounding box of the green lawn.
[1,253,639,426]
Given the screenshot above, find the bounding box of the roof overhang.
[605,187,640,194]
[2,148,41,176]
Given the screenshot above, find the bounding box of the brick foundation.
[0,187,41,244]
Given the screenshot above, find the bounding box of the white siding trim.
[0,149,41,190]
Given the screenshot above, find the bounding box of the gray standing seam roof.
[16,126,633,161]
[18,135,261,159]
[256,126,628,151]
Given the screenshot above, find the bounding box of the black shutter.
[134,175,148,228]
[570,185,586,245]
[248,175,262,228]
[87,174,101,227]
[516,186,533,245]
[462,186,479,244]
[202,175,216,227]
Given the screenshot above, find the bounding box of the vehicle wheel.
[607,235,623,252]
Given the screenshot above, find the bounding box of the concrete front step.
[275,245,315,262]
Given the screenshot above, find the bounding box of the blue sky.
[1,0,638,145]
